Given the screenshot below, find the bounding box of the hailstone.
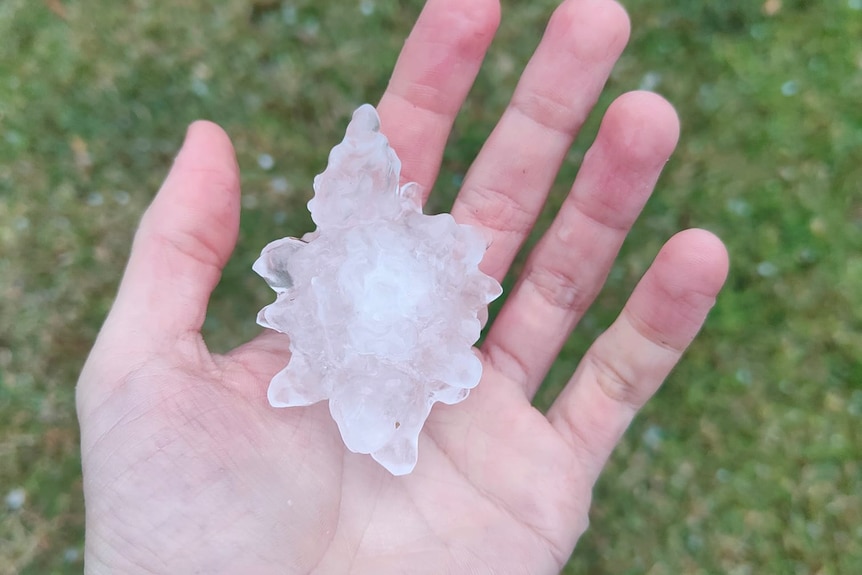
[253,104,502,475]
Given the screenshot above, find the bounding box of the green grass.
[1,0,860,573]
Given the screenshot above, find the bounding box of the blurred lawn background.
[1,0,860,573]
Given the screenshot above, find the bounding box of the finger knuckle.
[524,264,589,314]
[461,183,535,235]
[511,89,579,137]
[589,352,644,411]
[481,340,531,389]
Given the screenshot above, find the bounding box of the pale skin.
[76,0,729,573]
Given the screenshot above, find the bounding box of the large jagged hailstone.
[253,104,502,475]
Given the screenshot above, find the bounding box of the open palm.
[76,0,728,573]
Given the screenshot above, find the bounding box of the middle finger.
[451,0,631,281]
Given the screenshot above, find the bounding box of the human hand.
[76,0,728,573]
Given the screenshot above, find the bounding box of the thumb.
[106,121,241,345]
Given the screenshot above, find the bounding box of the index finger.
[377,0,500,195]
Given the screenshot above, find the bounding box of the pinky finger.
[546,228,729,486]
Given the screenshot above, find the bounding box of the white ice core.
[253,104,502,475]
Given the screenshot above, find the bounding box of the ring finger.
[480,91,681,398]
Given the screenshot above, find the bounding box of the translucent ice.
[254,104,502,475]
